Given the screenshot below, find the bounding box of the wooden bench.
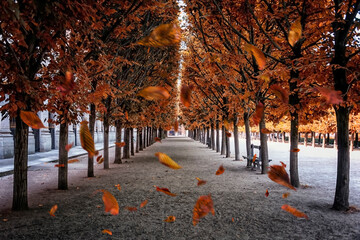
[242,144,272,170]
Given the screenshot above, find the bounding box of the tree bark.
[216,120,220,152]
[322,134,326,148]
[304,132,308,147]
[289,111,300,187]
[211,122,215,150]
[143,127,147,149]
[136,128,139,153]
[12,112,29,210]
[244,112,252,167]
[123,128,130,159]
[139,127,143,151]
[206,127,211,148]
[87,103,96,177]
[282,132,286,143]
[259,114,269,174]
[58,121,68,190]
[234,115,240,161]
[130,128,134,156]
[103,115,110,170]
[114,121,122,164]
[221,125,226,155]
[311,132,315,147]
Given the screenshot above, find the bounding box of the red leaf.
[268,164,297,191]
[180,84,194,107]
[102,229,112,235]
[291,148,300,152]
[193,195,215,226]
[155,186,177,197]
[54,164,65,168]
[215,165,225,175]
[140,200,148,208]
[281,204,308,219]
[68,159,79,164]
[125,206,137,212]
[253,102,264,125]
[138,86,170,101]
[265,189,269,197]
[114,184,121,191]
[164,216,176,222]
[155,152,182,169]
[315,87,343,105]
[20,111,46,129]
[115,142,126,147]
[196,177,207,186]
[137,22,181,47]
[154,137,162,143]
[270,85,288,104]
[65,143,73,152]
[225,132,231,137]
[95,190,119,215]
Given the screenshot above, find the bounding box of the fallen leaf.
[102,229,112,235]
[282,192,290,198]
[95,189,119,215]
[261,128,272,134]
[193,194,215,226]
[270,85,289,104]
[137,22,181,47]
[138,86,170,101]
[196,177,207,186]
[20,111,46,129]
[68,159,79,164]
[115,142,126,147]
[155,186,177,197]
[140,200,148,208]
[281,204,308,219]
[115,184,121,191]
[154,137,162,143]
[288,18,302,46]
[65,143,73,152]
[265,189,269,197]
[232,217,234,222]
[215,165,225,175]
[54,164,65,168]
[155,152,182,169]
[244,43,266,70]
[268,164,297,191]
[164,216,176,222]
[49,204,58,217]
[252,154,257,163]
[291,148,300,152]
[80,121,96,157]
[125,206,137,212]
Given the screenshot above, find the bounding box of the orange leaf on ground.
[137,22,181,47]
[115,142,126,147]
[68,159,79,164]
[65,143,73,152]
[95,190,119,215]
[282,192,290,198]
[232,217,235,222]
[138,86,170,101]
[265,189,269,197]
[180,84,194,108]
[252,154,257,163]
[315,87,343,105]
[196,177,207,186]
[291,148,300,152]
[261,128,272,134]
[225,132,231,137]
[215,165,225,175]
[244,43,266,70]
[20,111,46,129]
[115,184,121,191]
[270,84,289,104]
[80,121,96,157]
[281,204,308,219]
[102,229,112,235]
[253,102,264,125]
[96,155,104,164]
[174,120,179,132]
[140,200,148,208]
[193,194,215,226]
[154,137,162,143]
[49,204,58,217]
[288,18,302,47]
[268,164,297,191]
[164,216,176,222]
[125,206,137,212]
[155,186,177,197]
[54,164,65,168]
[155,152,182,169]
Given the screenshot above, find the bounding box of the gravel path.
[0,137,359,239]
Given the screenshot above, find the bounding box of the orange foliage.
[68,159,79,164]
[268,164,297,191]
[155,186,177,197]
[155,152,182,169]
[196,177,207,186]
[20,111,46,129]
[65,143,73,152]
[138,86,170,101]
[96,190,119,216]
[137,22,181,47]
[281,204,308,219]
[140,200,148,208]
[102,229,112,235]
[215,165,225,175]
[49,204,58,217]
[192,195,215,226]
[115,142,126,147]
[163,216,176,222]
[54,164,65,168]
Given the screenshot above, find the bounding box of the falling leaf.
[232,217,234,222]
[268,164,297,191]
[314,87,343,105]
[225,132,231,137]
[280,161,287,168]
[164,216,176,222]
[244,43,266,70]
[261,128,272,134]
[288,18,302,46]
[96,155,104,164]
[125,111,129,121]
[291,148,300,152]
[223,119,232,130]
[253,102,264,125]
[3,219,8,222]
[270,85,289,104]
[180,84,194,107]
[137,22,181,47]
[102,229,112,235]
[115,142,126,147]
[282,192,290,198]
[65,143,73,152]
[140,200,148,208]
[49,204,58,217]
[20,111,46,129]
[174,120,179,132]
[154,137,162,143]
[95,190,119,215]
[193,194,215,226]
[54,164,65,168]
[265,189,269,197]
[155,152,182,169]
[80,121,96,157]
[252,154,257,163]
[68,159,79,164]
[155,186,177,197]
[196,177,207,186]
[115,184,121,191]
[215,165,225,175]
[138,86,170,101]
[57,71,75,95]
[281,204,308,219]
[125,206,137,212]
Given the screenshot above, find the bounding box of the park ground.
[0,137,359,239]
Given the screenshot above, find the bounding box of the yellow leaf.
[288,18,302,46]
[155,152,182,169]
[80,121,96,157]
[244,43,266,70]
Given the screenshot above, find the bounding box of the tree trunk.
[206,127,211,148]
[136,128,139,153]
[114,121,122,164]
[221,125,226,155]
[304,132,308,147]
[282,132,286,143]
[130,128,134,156]
[225,132,230,158]
[211,122,215,150]
[216,120,220,152]
[318,133,321,146]
[289,111,300,187]
[12,112,29,210]
[276,132,279,142]
[58,121,68,190]
[103,115,110,170]
[234,115,240,161]
[322,134,326,148]
[311,132,315,147]
[139,127,143,151]
[244,112,252,167]
[334,131,338,149]
[143,127,147,149]
[326,133,330,145]
[87,103,96,177]
[123,128,130,159]
[350,133,354,151]
[259,114,269,174]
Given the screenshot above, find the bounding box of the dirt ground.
[0,137,359,239]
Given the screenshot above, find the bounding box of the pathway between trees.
[0,137,359,239]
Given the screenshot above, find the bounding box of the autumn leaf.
[80,121,96,157]
[155,186,177,197]
[102,229,112,235]
[137,22,181,47]
[57,71,75,95]
[125,206,137,212]
[140,200,148,208]
[253,102,264,125]
[265,189,269,197]
[174,120,179,132]
[49,205,58,217]
[280,161,287,168]
[261,128,272,134]
[223,119,232,130]
[125,111,129,121]
[268,164,297,191]
[163,216,176,222]
[138,86,170,101]
[270,85,289,104]
[244,43,266,70]
[155,152,182,169]
[193,195,215,226]
[115,184,121,191]
[154,137,162,143]
[288,18,302,47]
[196,177,207,186]
[20,111,46,129]
[96,155,104,164]
[291,148,300,152]
[314,87,343,105]
[68,159,79,164]
[282,192,290,198]
[95,190,119,215]
[252,154,257,163]
[115,142,126,147]
[180,84,194,107]
[215,165,225,175]
[65,143,73,152]
[281,204,308,219]
[54,164,65,168]
[225,132,231,137]
[232,217,235,222]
